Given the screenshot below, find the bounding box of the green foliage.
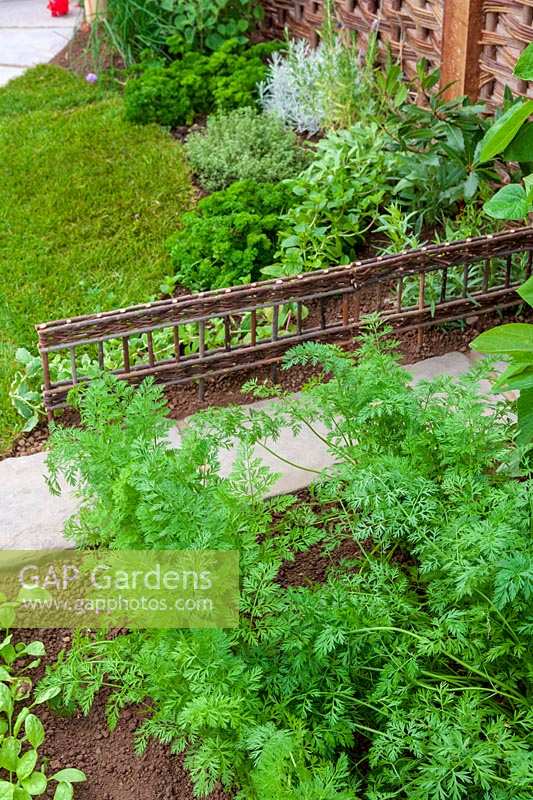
[101,0,263,64]
[42,324,533,799]
[472,276,533,446]
[166,0,263,55]
[185,107,306,192]
[382,62,493,224]
[268,122,397,276]
[166,179,295,291]
[123,39,283,127]
[478,43,533,221]
[0,70,192,451]
[0,594,86,799]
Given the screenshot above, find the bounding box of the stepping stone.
[0,64,24,86]
[0,353,509,551]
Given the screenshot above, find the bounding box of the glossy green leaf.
[0,781,15,800]
[484,184,529,220]
[21,772,47,796]
[13,787,31,800]
[24,716,44,750]
[503,122,533,162]
[0,737,21,771]
[49,769,86,784]
[33,686,60,706]
[514,43,533,81]
[0,669,11,683]
[0,607,16,630]
[472,323,533,354]
[22,643,45,658]
[52,783,73,800]
[517,388,533,445]
[518,275,533,308]
[16,750,38,781]
[0,685,13,718]
[478,100,533,163]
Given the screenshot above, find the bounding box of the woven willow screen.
[261,0,532,105]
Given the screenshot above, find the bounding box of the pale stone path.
[0,0,81,87]
[1,350,510,551]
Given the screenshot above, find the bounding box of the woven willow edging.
[36,228,533,418]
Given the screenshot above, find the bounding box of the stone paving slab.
[0,64,24,82]
[0,0,81,28]
[0,352,509,550]
[0,0,81,85]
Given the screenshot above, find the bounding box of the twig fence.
[261,0,533,106]
[37,228,533,419]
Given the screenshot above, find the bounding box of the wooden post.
[440,0,484,100]
[85,0,107,24]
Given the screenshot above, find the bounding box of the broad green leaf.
[484,184,529,220]
[53,783,73,800]
[33,686,61,706]
[24,716,44,750]
[0,719,8,737]
[49,769,86,784]
[0,668,11,682]
[0,607,16,630]
[514,43,533,81]
[503,123,533,162]
[463,171,479,200]
[517,388,533,445]
[0,781,15,800]
[13,708,29,738]
[22,642,45,658]
[496,365,533,391]
[472,323,533,353]
[0,737,21,771]
[16,750,38,781]
[13,788,31,800]
[21,772,47,796]
[0,684,13,718]
[517,275,533,309]
[478,100,533,163]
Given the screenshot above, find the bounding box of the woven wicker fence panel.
[261,0,443,76]
[480,1,533,105]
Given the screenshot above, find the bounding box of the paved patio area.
[0,351,513,550]
[0,0,81,86]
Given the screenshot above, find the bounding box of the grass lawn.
[0,66,192,451]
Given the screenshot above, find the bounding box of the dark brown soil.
[50,23,125,76]
[13,628,231,800]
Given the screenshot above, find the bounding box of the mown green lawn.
[0,66,192,450]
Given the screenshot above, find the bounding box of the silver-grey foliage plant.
[258,38,355,134]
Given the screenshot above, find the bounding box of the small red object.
[48,0,69,16]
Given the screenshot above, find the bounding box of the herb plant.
[124,39,283,127]
[167,179,295,290]
[269,122,397,275]
[42,322,533,799]
[185,107,306,192]
[99,0,263,64]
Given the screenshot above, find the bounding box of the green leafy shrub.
[42,323,533,799]
[185,107,305,192]
[269,122,398,276]
[124,39,283,127]
[381,63,494,224]
[166,179,295,291]
[102,0,263,64]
